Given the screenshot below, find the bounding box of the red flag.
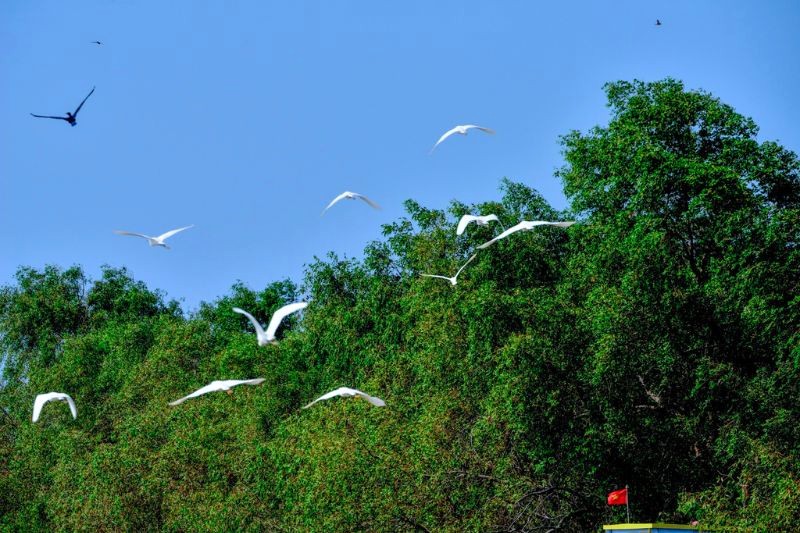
[607,488,628,505]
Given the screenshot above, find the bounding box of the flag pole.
[626,484,630,523]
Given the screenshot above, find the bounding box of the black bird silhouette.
[91,40,102,45]
[655,19,662,26]
[30,86,95,127]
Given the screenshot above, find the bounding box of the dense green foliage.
[1,79,798,532]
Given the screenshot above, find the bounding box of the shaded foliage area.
[1,79,797,531]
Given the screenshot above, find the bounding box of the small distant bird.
[168,379,265,406]
[421,254,478,286]
[321,191,381,215]
[31,86,95,127]
[91,41,102,45]
[32,392,77,422]
[655,19,662,26]
[430,124,495,153]
[114,225,194,249]
[233,302,308,346]
[477,220,575,249]
[303,387,386,409]
[456,214,503,236]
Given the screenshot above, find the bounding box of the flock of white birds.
[31,123,574,423]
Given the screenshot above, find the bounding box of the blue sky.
[2,1,798,311]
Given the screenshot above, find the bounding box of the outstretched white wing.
[420,274,454,282]
[65,394,78,419]
[356,390,386,407]
[230,378,266,387]
[32,394,50,422]
[114,230,153,241]
[454,254,478,278]
[168,382,221,406]
[430,126,461,153]
[156,225,194,242]
[456,215,479,235]
[303,386,385,409]
[477,220,574,249]
[463,125,495,135]
[232,307,267,339]
[353,193,381,210]
[477,221,528,249]
[265,302,308,340]
[169,378,265,406]
[321,192,353,215]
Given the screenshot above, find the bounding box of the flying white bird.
[321,191,381,215]
[430,124,495,153]
[477,220,575,250]
[233,302,308,346]
[456,214,503,236]
[168,379,265,406]
[302,387,386,409]
[32,392,77,423]
[114,225,194,249]
[420,254,478,286]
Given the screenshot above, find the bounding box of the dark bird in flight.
[655,19,662,26]
[31,86,95,127]
[91,40,102,45]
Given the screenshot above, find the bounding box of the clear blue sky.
[2,1,798,311]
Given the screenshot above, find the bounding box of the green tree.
[0,78,797,532]
[557,78,800,525]
[0,265,88,381]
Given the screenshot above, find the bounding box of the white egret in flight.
[477,220,575,249]
[420,254,478,286]
[430,124,495,153]
[32,392,77,422]
[233,302,308,346]
[168,379,265,406]
[303,387,386,409]
[114,225,194,249]
[321,191,381,215]
[456,214,503,236]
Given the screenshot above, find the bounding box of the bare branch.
[637,374,662,406]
